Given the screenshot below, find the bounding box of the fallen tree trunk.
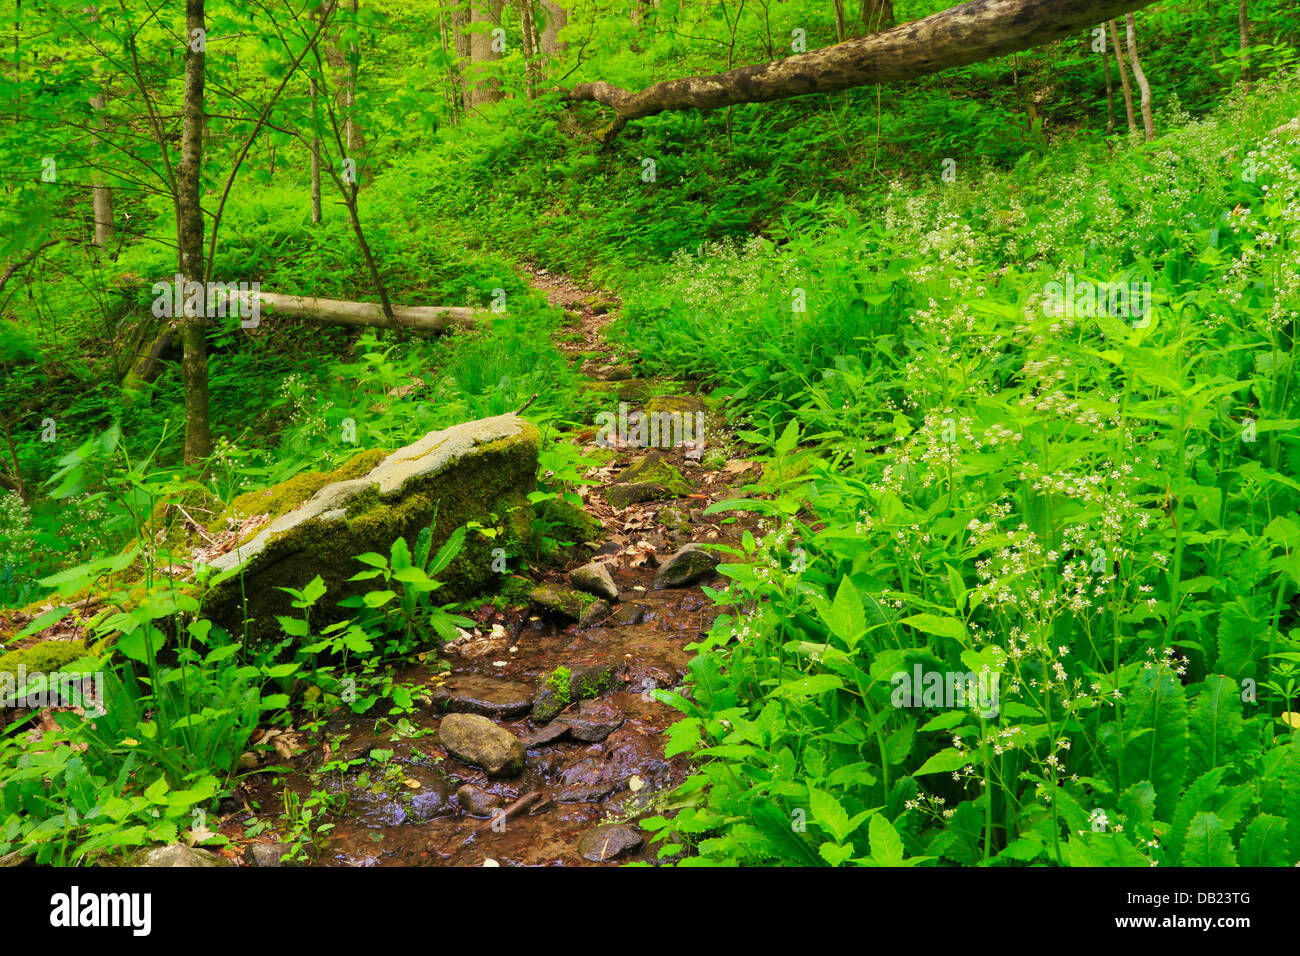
[240,292,482,331]
[563,0,1166,137]
[122,292,482,387]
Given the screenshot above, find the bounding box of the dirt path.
[236,269,762,866]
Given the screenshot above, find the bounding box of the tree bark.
[520,1,541,99]
[465,0,504,109]
[1106,18,1136,136]
[450,0,470,117]
[178,0,211,467]
[1122,11,1153,141]
[234,291,481,331]
[858,0,894,35]
[325,0,365,154]
[1238,0,1250,82]
[1103,42,1114,133]
[564,0,1166,134]
[310,77,322,223]
[539,0,567,57]
[90,92,114,247]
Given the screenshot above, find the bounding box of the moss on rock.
[204,416,539,642]
[220,446,389,531]
[0,639,89,681]
[616,452,690,495]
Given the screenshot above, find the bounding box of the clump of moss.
[491,573,536,608]
[0,639,89,680]
[575,665,616,698]
[617,452,690,496]
[536,497,600,547]
[546,666,573,706]
[644,395,707,416]
[219,446,389,529]
[529,585,598,620]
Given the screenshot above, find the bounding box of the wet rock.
[578,824,643,862]
[606,451,691,509]
[608,603,646,626]
[133,844,229,867]
[605,481,674,509]
[657,506,692,533]
[204,414,540,640]
[581,599,613,627]
[557,780,616,803]
[530,585,604,623]
[429,675,534,718]
[555,699,625,742]
[593,364,632,382]
[520,722,569,747]
[617,451,690,489]
[654,543,719,589]
[246,842,291,867]
[438,714,525,776]
[457,784,502,817]
[532,663,620,723]
[570,561,619,601]
[645,395,707,416]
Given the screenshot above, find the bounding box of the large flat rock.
[204,415,540,640]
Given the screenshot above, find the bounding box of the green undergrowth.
[619,76,1300,867]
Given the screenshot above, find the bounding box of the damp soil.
[231,268,767,867]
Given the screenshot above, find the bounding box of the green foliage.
[629,78,1300,866]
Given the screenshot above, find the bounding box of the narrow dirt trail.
[239,269,763,866]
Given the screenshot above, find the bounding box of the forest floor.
[231,268,763,866]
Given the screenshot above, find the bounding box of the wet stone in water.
[578,824,643,862]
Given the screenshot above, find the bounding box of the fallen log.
[235,291,483,332]
[120,290,483,387]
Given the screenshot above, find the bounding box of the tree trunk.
[232,291,481,331]
[1122,11,1153,141]
[1103,43,1114,134]
[833,0,848,43]
[326,0,365,154]
[450,0,470,117]
[858,0,894,34]
[520,1,540,99]
[465,0,504,110]
[1238,0,1250,82]
[564,0,1166,135]
[310,77,322,223]
[178,0,211,467]
[346,0,361,151]
[90,92,114,247]
[1107,18,1136,136]
[539,1,567,57]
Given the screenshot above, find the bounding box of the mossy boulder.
[653,543,720,589]
[536,496,601,546]
[0,639,89,685]
[529,586,611,626]
[644,395,707,416]
[204,415,540,641]
[532,663,619,723]
[219,447,388,531]
[606,451,691,508]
